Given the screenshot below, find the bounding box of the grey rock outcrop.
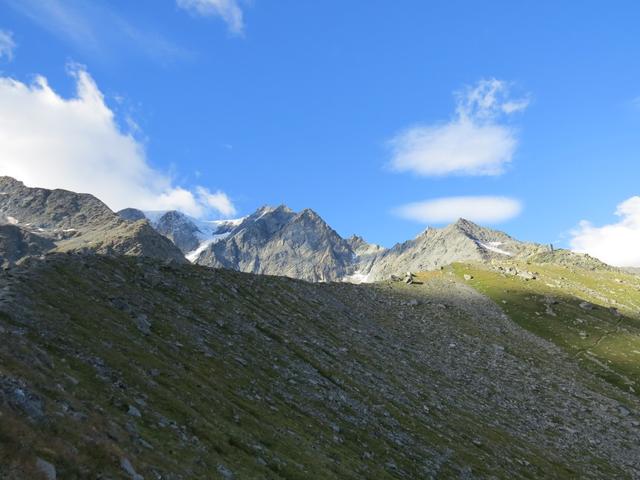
[0,225,55,267]
[36,458,57,480]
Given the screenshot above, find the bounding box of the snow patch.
[6,216,18,225]
[194,218,244,242]
[343,271,372,284]
[478,241,513,256]
[186,233,231,263]
[256,207,276,221]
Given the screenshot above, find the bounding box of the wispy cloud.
[0,65,235,218]
[394,196,522,224]
[0,29,16,62]
[196,186,237,216]
[177,0,245,36]
[389,79,530,177]
[570,197,640,267]
[4,0,190,64]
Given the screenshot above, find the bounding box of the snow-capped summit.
[117,208,244,260]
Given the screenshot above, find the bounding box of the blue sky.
[1,0,640,265]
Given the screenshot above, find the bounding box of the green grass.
[452,261,640,396]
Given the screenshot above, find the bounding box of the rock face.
[0,177,185,264]
[0,225,55,267]
[195,205,362,282]
[150,210,203,254]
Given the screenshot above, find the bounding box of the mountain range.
[0,176,610,283]
[115,191,606,283]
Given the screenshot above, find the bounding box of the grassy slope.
[452,261,640,395]
[1,256,640,478]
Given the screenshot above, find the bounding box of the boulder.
[36,458,56,480]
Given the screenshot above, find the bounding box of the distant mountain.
[117,207,146,222]
[116,204,386,283]
[124,200,608,283]
[194,205,367,282]
[623,266,640,276]
[0,177,186,264]
[357,218,535,281]
[117,208,242,258]
[8,174,607,282]
[359,218,613,281]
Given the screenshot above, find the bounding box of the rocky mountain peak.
[0,175,24,189]
[152,211,202,254]
[452,217,478,232]
[118,207,243,258]
[194,204,355,282]
[117,208,146,222]
[0,176,186,264]
[232,205,297,239]
[0,176,116,232]
[250,204,293,219]
[297,208,322,220]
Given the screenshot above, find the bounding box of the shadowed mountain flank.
[1,254,640,478]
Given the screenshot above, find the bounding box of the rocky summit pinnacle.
[150,210,203,254]
[194,205,359,282]
[0,176,185,265]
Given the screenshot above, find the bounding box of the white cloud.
[389,79,529,177]
[0,30,16,62]
[570,197,640,267]
[0,66,235,218]
[196,186,237,216]
[177,0,244,35]
[394,196,522,224]
[5,0,189,63]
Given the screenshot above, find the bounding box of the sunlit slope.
[453,262,640,394]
